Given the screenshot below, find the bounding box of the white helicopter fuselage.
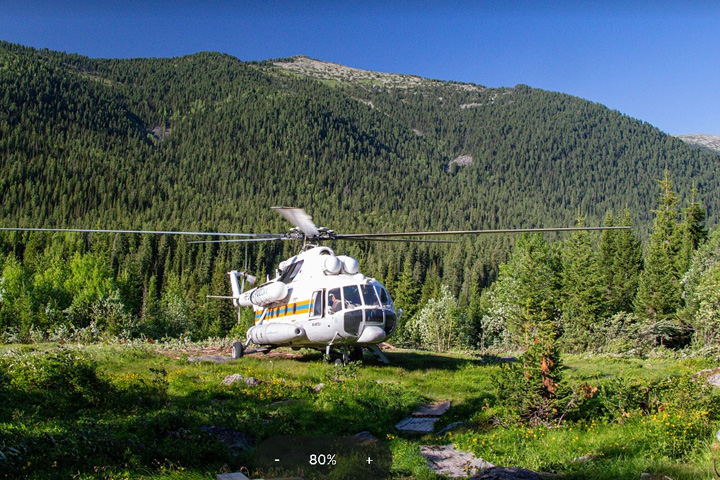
[229,246,397,351]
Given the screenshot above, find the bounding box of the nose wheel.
[324,346,365,365]
[349,346,364,362]
[232,341,245,359]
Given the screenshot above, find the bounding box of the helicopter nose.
[357,325,386,344]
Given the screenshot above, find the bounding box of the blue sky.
[2,0,719,135]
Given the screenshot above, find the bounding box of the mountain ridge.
[676,133,720,153]
[271,55,486,92]
[1,41,719,239]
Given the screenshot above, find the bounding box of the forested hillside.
[1,41,719,344]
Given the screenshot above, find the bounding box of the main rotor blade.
[187,237,285,245]
[0,227,285,238]
[338,226,631,238]
[271,206,319,236]
[340,237,456,244]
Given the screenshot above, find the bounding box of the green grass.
[1,343,719,479]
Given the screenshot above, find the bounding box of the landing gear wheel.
[349,346,364,362]
[232,341,245,359]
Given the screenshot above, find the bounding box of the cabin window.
[280,260,304,284]
[360,285,381,307]
[328,288,342,314]
[309,290,324,318]
[376,286,394,309]
[343,285,362,309]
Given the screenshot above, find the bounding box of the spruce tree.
[599,208,643,315]
[635,171,684,346]
[611,208,643,313]
[393,259,421,340]
[679,227,720,346]
[484,233,561,347]
[676,186,708,274]
[560,217,606,351]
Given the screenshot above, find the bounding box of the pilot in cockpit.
[329,293,342,314]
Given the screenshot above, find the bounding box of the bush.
[406,285,459,351]
[1,347,108,411]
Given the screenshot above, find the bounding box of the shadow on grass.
[240,347,515,373]
[372,350,504,371]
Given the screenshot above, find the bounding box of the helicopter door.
[309,290,324,319]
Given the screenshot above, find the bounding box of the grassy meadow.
[1,341,719,479]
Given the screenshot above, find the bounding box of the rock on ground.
[469,466,544,480]
[420,444,494,478]
[640,473,675,480]
[352,431,377,442]
[707,373,720,387]
[221,374,244,385]
[200,426,254,451]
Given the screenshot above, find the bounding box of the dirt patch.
[154,345,230,360]
[154,345,305,361]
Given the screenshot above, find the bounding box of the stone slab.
[412,401,451,417]
[395,417,439,433]
[217,473,250,480]
[436,421,465,435]
[420,444,494,478]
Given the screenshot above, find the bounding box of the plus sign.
[366,456,373,465]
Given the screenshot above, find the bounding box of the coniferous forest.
[1,41,720,352]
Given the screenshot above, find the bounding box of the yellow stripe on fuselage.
[255,300,311,322]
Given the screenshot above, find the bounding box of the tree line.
[402,173,717,353]
[1,42,719,347]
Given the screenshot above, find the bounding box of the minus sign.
[274,459,280,462]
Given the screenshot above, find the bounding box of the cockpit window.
[279,260,303,284]
[328,287,342,314]
[342,285,362,309]
[376,286,394,309]
[360,284,381,306]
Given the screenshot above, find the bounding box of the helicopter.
[185,206,631,364]
[1,207,630,364]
